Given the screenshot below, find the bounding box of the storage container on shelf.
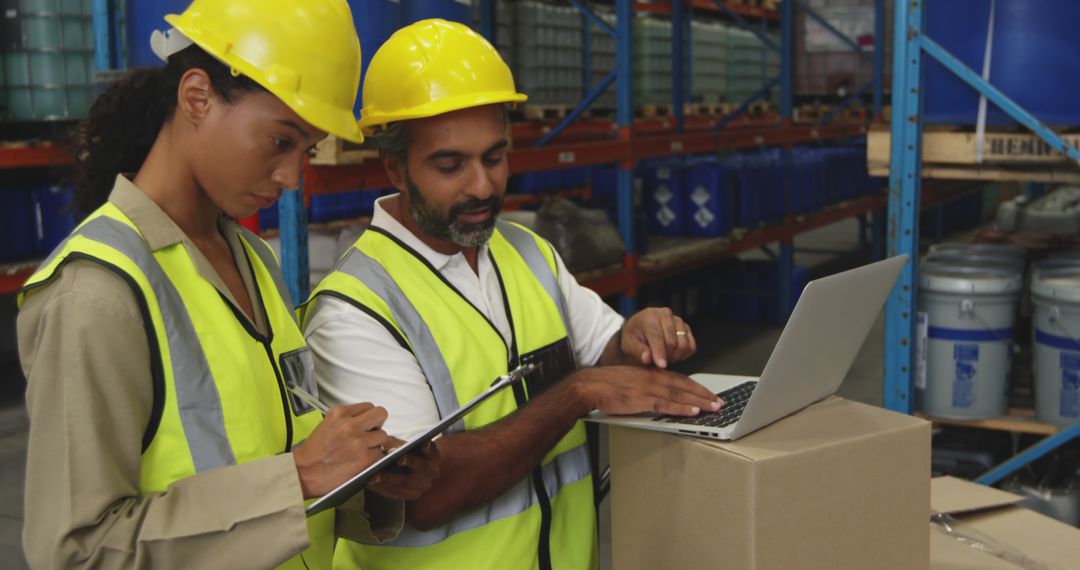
[511,2,583,106]
[33,183,79,255]
[0,186,37,262]
[1030,268,1080,427]
[917,262,1022,420]
[5,0,98,120]
[127,0,187,67]
[683,156,737,237]
[639,158,686,236]
[349,0,404,114]
[924,0,1080,126]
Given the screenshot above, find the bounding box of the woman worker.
[16,1,438,568]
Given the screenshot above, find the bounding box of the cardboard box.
[930,476,1080,569]
[610,394,931,570]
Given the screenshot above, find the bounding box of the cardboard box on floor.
[930,476,1080,569]
[610,395,931,570]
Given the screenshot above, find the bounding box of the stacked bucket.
[917,244,1080,427]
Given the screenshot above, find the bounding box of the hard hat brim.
[358,91,528,135]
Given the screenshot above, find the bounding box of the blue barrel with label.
[924,0,1080,126]
[917,262,1021,419]
[403,0,471,25]
[349,0,404,115]
[640,159,685,236]
[735,151,783,227]
[683,157,736,237]
[33,184,78,256]
[127,0,190,67]
[1031,268,1080,427]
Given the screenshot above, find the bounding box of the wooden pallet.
[685,102,735,117]
[867,124,1080,182]
[795,104,829,123]
[868,124,1080,165]
[520,105,570,121]
[747,102,774,115]
[636,104,674,119]
[729,0,771,8]
[309,135,379,166]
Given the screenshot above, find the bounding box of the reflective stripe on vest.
[336,245,461,426]
[494,220,572,344]
[390,445,591,547]
[76,216,235,471]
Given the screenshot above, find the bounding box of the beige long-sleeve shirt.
[18,176,401,569]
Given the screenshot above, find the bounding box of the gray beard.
[406,176,498,248]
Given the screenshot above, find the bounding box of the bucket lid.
[1031,258,1080,280]
[920,262,1023,294]
[924,253,1025,274]
[1032,267,1080,304]
[927,243,1025,260]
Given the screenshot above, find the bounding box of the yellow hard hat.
[157,0,365,143]
[358,19,527,134]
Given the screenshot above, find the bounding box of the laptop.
[588,255,907,441]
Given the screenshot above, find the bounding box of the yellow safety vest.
[19,203,334,570]
[303,221,597,570]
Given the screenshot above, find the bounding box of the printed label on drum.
[1059,352,1080,419]
[915,312,928,390]
[952,344,979,409]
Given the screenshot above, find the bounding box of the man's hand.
[368,439,442,501]
[293,403,390,499]
[619,307,697,368]
[570,366,722,417]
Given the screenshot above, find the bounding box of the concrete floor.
[0,219,883,569]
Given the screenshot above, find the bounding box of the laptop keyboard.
[652,381,757,428]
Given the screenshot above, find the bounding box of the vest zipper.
[220,246,295,453]
[491,253,554,570]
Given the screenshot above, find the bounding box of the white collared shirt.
[304,195,624,438]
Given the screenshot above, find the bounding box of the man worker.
[301,19,723,570]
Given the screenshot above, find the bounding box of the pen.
[290,385,330,414]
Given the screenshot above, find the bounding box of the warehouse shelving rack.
[295,0,890,317]
[884,0,1080,486]
[1,1,888,307]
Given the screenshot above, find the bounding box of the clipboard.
[305,364,533,517]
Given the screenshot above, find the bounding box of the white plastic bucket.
[1030,268,1080,427]
[917,263,1022,419]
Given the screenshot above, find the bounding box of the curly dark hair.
[71,45,264,214]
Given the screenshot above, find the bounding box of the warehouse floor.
[0,218,885,569]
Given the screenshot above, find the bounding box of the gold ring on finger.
[676,330,688,337]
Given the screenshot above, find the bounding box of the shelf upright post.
[673,0,685,134]
[616,0,636,316]
[91,0,119,72]
[478,0,495,43]
[279,175,310,307]
[582,8,592,99]
[883,0,924,413]
[775,0,795,320]
[873,0,885,116]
